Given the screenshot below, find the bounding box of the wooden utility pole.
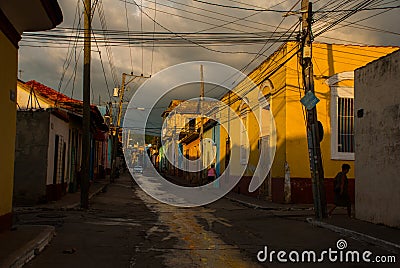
[110,73,126,182]
[110,73,149,181]
[301,0,327,218]
[199,65,205,180]
[199,64,204,141]
[117,74,128,129]
[81,0,91,209]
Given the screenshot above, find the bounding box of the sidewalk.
[225,190,400,255]
[14,180,108,212]
[0,225,55,268]
[136,172,400,255]
[226,191,313,211]
[1,180,109,268]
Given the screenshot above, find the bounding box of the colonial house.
[354,49,400,227]
[209,42,398,203]
[0,1,63,231]
[160,99,217,182]
[14,80,109,204]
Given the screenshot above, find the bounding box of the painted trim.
[330,86,355,161]
[0,8,20,48]
[328,72,355,160]
[325,71,354,86]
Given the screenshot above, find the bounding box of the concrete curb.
[225,196,313,211]
[14,183,109,212]
[62,183,109,210]
[307,218,400,255]
[1,226,55,268]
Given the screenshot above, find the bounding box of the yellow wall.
[17,81,52,109]
[220,44,289,179]
[217,109,229,174]
[248,45,288,178]
[284,42,398,179]
[218,42,398,181]
[0,31,17,219]
[203,126,213,166]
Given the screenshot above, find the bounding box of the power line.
[140,0,144,74]
[203,0,301,99]
[124,0,134,73]
[91,28,112,102]
[162,0,290,31]
[56,0,82,104]
[105,0,292,56]
[150,0,157,75]
[193,0,298,12]
[126,0,290,37]
[97,0,120,87]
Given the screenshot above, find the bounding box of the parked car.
[133,165,143,174]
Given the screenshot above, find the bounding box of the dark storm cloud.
[18,0,400,104]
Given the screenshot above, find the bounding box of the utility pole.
[301,0,327,219]
[199,65,204,141]
[81,0,91,209]
[199,65,205,181]
[110,73,126,182]
[110,73,149,181]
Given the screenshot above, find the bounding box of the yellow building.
[161,99,218,183]
[0,2,62,231]
[217,42,398,203]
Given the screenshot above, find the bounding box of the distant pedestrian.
[328,164,351,217]
[207,164,216,183]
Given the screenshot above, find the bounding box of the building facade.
[217,42,398,203]
[354,50,400,227]
[0,1,62,231]
[14,80,109,204]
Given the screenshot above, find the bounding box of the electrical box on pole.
[300,0,327,219]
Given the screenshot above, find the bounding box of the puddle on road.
[134,187,261,268]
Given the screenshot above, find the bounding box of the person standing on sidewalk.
[207,164,217,183]
[329,164,351,217]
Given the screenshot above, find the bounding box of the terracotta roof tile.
[25,80,97,112]
[24,80,107,130]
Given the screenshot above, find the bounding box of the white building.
[354,49,400,227]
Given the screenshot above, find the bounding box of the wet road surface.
[15,172,398,267]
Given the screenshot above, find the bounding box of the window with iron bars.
[338,97,354,153]
[330,87,355,160]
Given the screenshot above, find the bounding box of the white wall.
[354,50,400,227]
[46,113,70,185]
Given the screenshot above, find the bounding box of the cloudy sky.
[18,0,400,106]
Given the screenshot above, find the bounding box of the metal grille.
[338,97,354,153]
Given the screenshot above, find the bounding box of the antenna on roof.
[26,85,42,111]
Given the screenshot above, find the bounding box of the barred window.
[329,85,355,160]
[326,71,355,160]
[337,97,354,153]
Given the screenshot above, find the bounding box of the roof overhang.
[0,0,62,47]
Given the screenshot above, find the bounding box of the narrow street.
[14,172,398,267]
[1,1,400,268]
